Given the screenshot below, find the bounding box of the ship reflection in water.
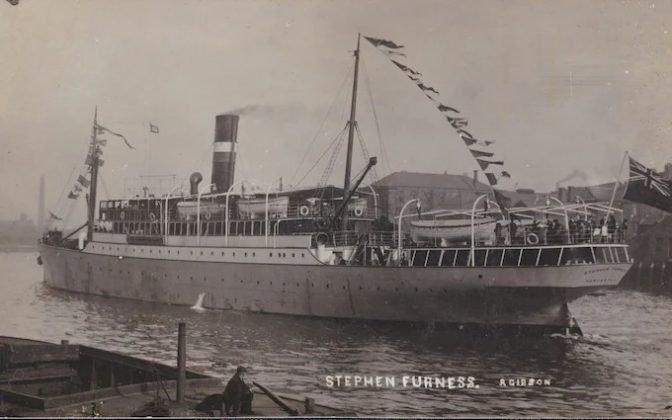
[1,252,671,417]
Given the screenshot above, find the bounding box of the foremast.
[342,33,361,230]
[87,107,101,241]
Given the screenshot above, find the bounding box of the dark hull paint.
[39,243,630,329]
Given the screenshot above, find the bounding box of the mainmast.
[342,33,361,230]
[86,107,100,241]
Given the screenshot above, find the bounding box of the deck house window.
[473,250,487,267]
[614,247,626,263]
[560,246,595,264]
[454,250,470,267]
[593,247,610,264]
[538,248,561,266]
[520,249,539,266]
[440,250,456,267]
[502,249,521,266]
[412,250,428,267]
[485,249,504,267]
[427,250,441,266]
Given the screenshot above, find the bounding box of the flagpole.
[606,151,629,219]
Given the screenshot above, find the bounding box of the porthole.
[359,286,363,290]
[296,282,300,287]
[190,251,193,255]
[257,281,260,285]
[149,249,152,253]
[395,288,399,292]
[270,281,273,285]
[414,288,419,292]
[245,252,248,257]
[221,252,225,256]
[302,253,305,258]
[326,284,330,289]
[190,276,193,280]
[269,253,273,257]
[292,253,295,257]
[211,251,214,256]
[200,251,203,256]
[240,280,243,283]
[282,282,285,286]
[252,252,256,257]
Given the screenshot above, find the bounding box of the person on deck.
[222,366,254,416]
[569,217,577,244]
[599,219,608,243]
[607,215,616,243]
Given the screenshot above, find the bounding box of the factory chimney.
[211,114,239,193]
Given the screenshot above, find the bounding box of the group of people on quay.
[494,214,628,246]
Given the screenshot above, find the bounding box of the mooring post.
[176,322,187,403]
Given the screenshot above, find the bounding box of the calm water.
[1,251,671,417]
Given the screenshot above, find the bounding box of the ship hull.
[39,243,631,330]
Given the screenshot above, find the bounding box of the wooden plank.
[6,345,80,366]
[0,387,46,410]
[0,364,78,383]
[253,381,299,416]
[79,346,184,379]
[42,377,220,409]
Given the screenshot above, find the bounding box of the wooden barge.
[0,336,347,417]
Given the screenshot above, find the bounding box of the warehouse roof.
[373,171,491,191]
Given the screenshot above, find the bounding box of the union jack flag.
[623,157,672,213]
[627,158,671,197]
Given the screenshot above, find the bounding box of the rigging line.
[340,65,352,124]
[53,164,79,215]
[296,125,348,187]
[289,65,353,186]
[361,56,393,175]
[317,130,347,200]
[354,122,379,183]
[318,126,348,187]
[99,173,111,201]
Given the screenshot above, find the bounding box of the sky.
[1,0,671,224]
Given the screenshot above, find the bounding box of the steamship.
[37,36,632,333]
